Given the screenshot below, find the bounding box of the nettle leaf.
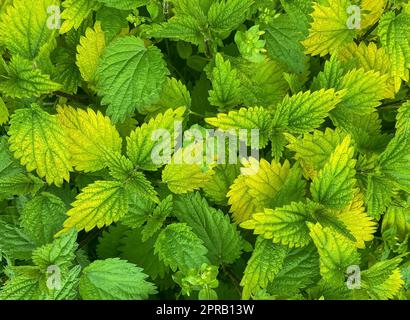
[57,105,122,173]
[310,136,357,210]
[208,53,242,109]
[96,224,128,259]
[382,206,410,242]
[146,77,192,114]
[20,192,67,246]
[228,159,306,223]
[76,22,106,84]
[0,138,44,200]
[272,89,344,134]
[154,223,209,272]
[337,42,395,99]
[95,0,145,10]
[105,154,159,203]
[366,173,394,218]
[0,56,61,98]
[309,223,360,286]
[0,0,57,60]
[361,257,404,300]
[202,163,240,205]
[58,180,128,234]
[378,11,410,91]
[32,229,78,270]
[241,201,314,248]
[174,192,242,265]
[0,220,36,260]
[241,237,288,299]
[0,97,8,124]
[60,0,101,34]
[285,128,346,178]
[48,265,82,300]
[96,36,169,123]
[0,273,44,300]
[8,104,72,186]
[207,0,253,34]
[162,145,215,194]
[141,195,173,242]
[397,101,410,134]
[264,1,309,73]
[120,228,167,280]
[206,107,272,148]
[302,0,356,57]
[268,243,320,297]
[126,107,185,170]
[379,131,410,192]
[79,258,157,300]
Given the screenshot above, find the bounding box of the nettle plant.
[0,0,410,301]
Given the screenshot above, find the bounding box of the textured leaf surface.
[79,258,157,300]
[58,180,128,234]
[9,104,72,186]
[57,105,122,173]
[96,36,169,123]
[174,192,242,265]
[154,223,209,272]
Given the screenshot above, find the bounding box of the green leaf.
[21,192,67,246]
[32,229,78,270]
[228,159,306,223]
[0,56,61,98]
[379,131,410,192]
[154,223,209,272]
[76,22,106,84]
[162,144,215,194]
[57,105,122,173]
[9,104,72,186]
[60,0,101,34]
[174,192,242,265]
[285,128,346,178]
[272,89,344,134]
[0,273,44,300]
[0,0,57,60]
[0,95,9,124]
[0,220,36,260]
[126,107,185,170]
[0,138,44,200]
[47,266,81,300]
[146,77,192,114]
[58,180,128,234]
[96,224,128,259]
[208,53,242,109]
[378,11,410,91]
[309,223,360,286]
[206,106,272,148]
[241,237,288,299]
[79,258,157,300]
[264,2,309,73]
[268,243,320,297]
[141,195,173,241]
[202,163,240,205]
[96,36,169,123]
[95,0,147,10]
[310,136,357,209]
[361,257,404,300]
[241,201,314,248]
[366,174,394,219]
[120,228,167,280]
[302,0,356,57]
[207,0,253,34]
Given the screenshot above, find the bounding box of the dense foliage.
[0,0,410,300]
